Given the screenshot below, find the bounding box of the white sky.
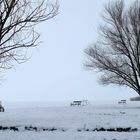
[0,0,136,102]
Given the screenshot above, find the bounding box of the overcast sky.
[0,0,135,102]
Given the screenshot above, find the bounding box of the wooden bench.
[118,100,126,104]
[70,101,82,106]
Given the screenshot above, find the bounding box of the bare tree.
[0,0,58,70]
[85,0,140,95]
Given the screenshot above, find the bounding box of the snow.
[0,101,140,140]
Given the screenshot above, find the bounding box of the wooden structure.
[118,100,126,104]
[70,101,82,106]
[70,100,89,106]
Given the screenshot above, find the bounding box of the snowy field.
[0,101,140,140]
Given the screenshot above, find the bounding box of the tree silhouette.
[0,0,58,70]
[85,0,140,95]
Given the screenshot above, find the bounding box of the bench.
[70,101,82,106]
[118,100,126,104]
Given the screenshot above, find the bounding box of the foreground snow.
[0,101,140,140]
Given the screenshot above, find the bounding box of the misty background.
[0,0,134,103]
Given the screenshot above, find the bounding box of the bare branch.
[0,0,59,70]
[85,0,140,95]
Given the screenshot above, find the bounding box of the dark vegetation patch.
[77,127,138,132]
[0,126,19,131]
[0,125,137,132]
[24,125,66,132]
[0,125,66,132]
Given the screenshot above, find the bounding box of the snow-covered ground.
[0,101,140,140]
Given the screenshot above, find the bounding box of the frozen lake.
[0,101,140,140]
